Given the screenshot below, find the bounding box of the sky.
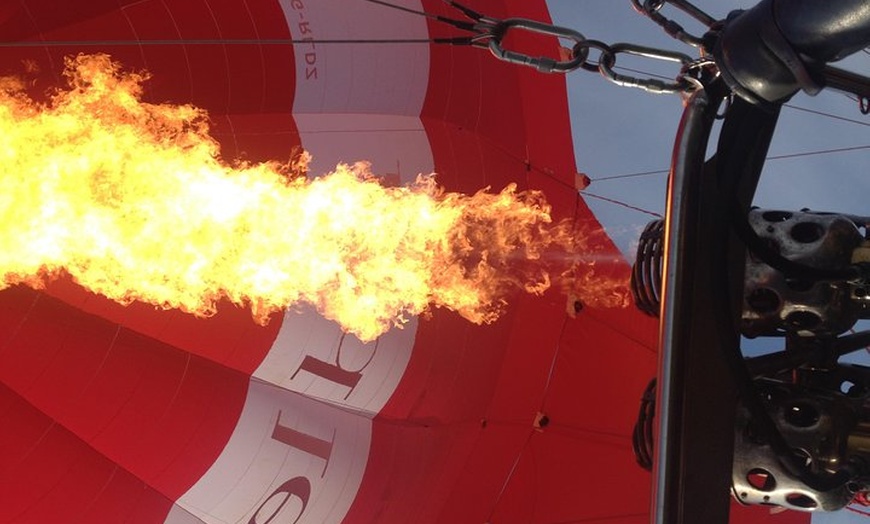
[547,1,870,522]
[549,0,870,258]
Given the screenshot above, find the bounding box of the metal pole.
[653,87,727,524]
[652,91,781,523]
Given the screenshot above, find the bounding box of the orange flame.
[0,54,627,341]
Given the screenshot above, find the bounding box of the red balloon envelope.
[0,1,813,523]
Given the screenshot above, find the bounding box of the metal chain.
[478,0,721,95]
[572,40,704,95]
[630,0,718,49]
[481,18,589,73]
[484,24,715,96]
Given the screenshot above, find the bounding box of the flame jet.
[0,54,620,341]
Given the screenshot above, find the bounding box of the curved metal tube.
[772,0,870,62]
[653,86,724,524]
[713,0,870,105]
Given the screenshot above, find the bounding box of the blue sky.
[549,0,870,258]
[547,1,870,522]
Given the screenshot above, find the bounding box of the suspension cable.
[594,169,670,182]
[0,38,465,47]
[784,103,870,127]
[592,144,870,183]
[581,191,663,218]
[360,0,477,32]
[361,0,440,20]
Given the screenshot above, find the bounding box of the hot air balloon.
[0,0,866,523]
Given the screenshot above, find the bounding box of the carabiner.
[597,43,695,94]
[630,0,712,48]
[485,18,588,73]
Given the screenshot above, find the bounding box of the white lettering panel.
[280,0,430,116]
[168,381,370,524]
[255,304,417,414]
[295,113,434,184]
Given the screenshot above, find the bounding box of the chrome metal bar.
[651,92,781,523]
[653,86,729,524]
